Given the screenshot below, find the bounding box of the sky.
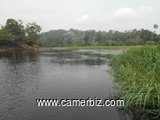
[0,0,160,33]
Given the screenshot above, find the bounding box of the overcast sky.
[0,0,160,32]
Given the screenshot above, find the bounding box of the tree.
[0,18,42,47]
[84,32,91,45]
[41,28,160,46]
[153,24,158,35]
[153,24,158,30]
[4,18,25,44]
[0,28,14,44]
[25,22,41,45]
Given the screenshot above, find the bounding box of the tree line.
[0,18,159,47]
[0,18,41,47]
[41,28,160,46]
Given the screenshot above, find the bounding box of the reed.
[112,45,160,119]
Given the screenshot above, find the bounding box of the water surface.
[0,49,127,120]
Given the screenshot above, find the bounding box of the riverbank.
[0,45,152,52]
[112,45,160,119]
[43,45,144,51]
[0,44,39,53]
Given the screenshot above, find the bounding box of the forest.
[41,28,160,47]
[0,18,159,47]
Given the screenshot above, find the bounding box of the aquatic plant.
[112,45,160,119]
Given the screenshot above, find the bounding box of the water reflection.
[50,54,107,66]
[0,49,40,63]
[0,50,40,120]
[41,50,115,66]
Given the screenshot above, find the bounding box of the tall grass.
[112,45,160,119]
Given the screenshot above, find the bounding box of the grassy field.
[112,45,160,119]
[50,45,144,50]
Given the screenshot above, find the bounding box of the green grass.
[112,45,160,119]
[50,45,143,50]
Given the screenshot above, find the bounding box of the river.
[0,49,129,120]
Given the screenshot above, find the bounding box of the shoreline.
[40,45,144,51]
[0,44,39,53]
[0,45,155,53]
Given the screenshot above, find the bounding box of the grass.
[112,45,160,119]
[49,45,143,50]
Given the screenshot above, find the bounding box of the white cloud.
[112,6,153,20]
[113,8,137,18]
[79,15,90,22]
[103,6,155,32]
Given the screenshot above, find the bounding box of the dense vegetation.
[1,18,159,48]
[41,29,160,46]
[0,18,41,47]
[112,46,160,119]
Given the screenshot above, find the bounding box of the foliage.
[112,46,160,119]
[41,29,160,47]
[153,24,158,30]
[0,18,41,47]
[25,22,41,45]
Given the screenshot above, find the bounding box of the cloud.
[113,8,136,18]
[102,6,155,31]
[0,0,158,32]
[75,14,90,27]
[79,15,90,22]
[112,6,153,20]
